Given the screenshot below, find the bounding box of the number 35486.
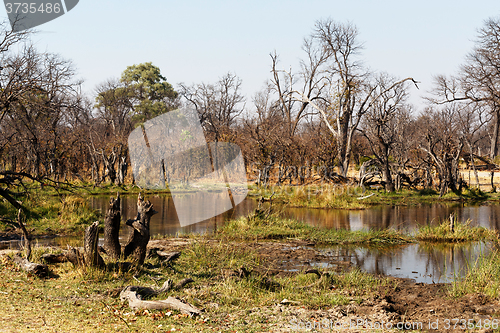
[5,2,61,14]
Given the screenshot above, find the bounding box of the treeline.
[0,17,499,195]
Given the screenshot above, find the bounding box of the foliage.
[119,62,178,124]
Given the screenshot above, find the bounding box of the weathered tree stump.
[123,194,157,266]
[84,221,104,267]
[103,193,121,260]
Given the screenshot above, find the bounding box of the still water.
[87,195,499,283]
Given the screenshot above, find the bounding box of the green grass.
[415,219,497,243]
[2,182,497,240]
[0,193,102,236]
[216,211,414,246]
[252,185,369,209]
[449,249,500,298]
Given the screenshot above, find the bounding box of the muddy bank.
[147,238,499,332]
[229,283,499,332]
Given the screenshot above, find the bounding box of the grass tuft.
[254,185,368,210]
[449,249,500,298]
[415,219,496,243]
[217,211,414,246]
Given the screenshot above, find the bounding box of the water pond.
[85,194,500,283]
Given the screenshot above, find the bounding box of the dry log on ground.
[103,193,121,260]
[119,279,200,316]
[41,253,68,264]
[13,255,48,277]
[150,250,181,263]
[123,194,157,266]
[41,247,84,266]
[120,288,201,316]
[84,221,104,267]
[357,193,377,200]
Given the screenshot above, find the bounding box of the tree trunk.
[117,157,128,185]
[423,167,430,188]
[84,221,104,267]
[10,209,49,277]
[490,109,500,160]
[123,194,157,266]
[337,115,351,177]
[471,155,480,188]
[102,150,117,184]
[382,161,395,192]
[491,171,496,192]
[103,193,121,260]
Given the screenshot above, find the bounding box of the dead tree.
[123,194,157,266]
[10,209,49,277]
[103,193,121,260]
[84,221,104,267]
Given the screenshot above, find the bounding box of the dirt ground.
[147,238,500,332]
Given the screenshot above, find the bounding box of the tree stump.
[84,221,104,267]
[103,193,121,260]
[123,194,157,266]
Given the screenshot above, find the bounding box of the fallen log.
[41,253,68,264]
[40,247,84,266]
[13,255,48,277]
[151,250,181,263]
[357,193,377,200]
[120,283,200,316]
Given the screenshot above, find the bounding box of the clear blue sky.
[7,0,500,111]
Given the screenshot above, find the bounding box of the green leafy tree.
[93,62,178,184]
[120,62,179,124]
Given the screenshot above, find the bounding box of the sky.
[4,0,500,112]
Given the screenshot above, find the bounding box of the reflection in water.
[338,242,490,283]
[88,194,255,239]
[86,196,500,283]
[285,203,500,231]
